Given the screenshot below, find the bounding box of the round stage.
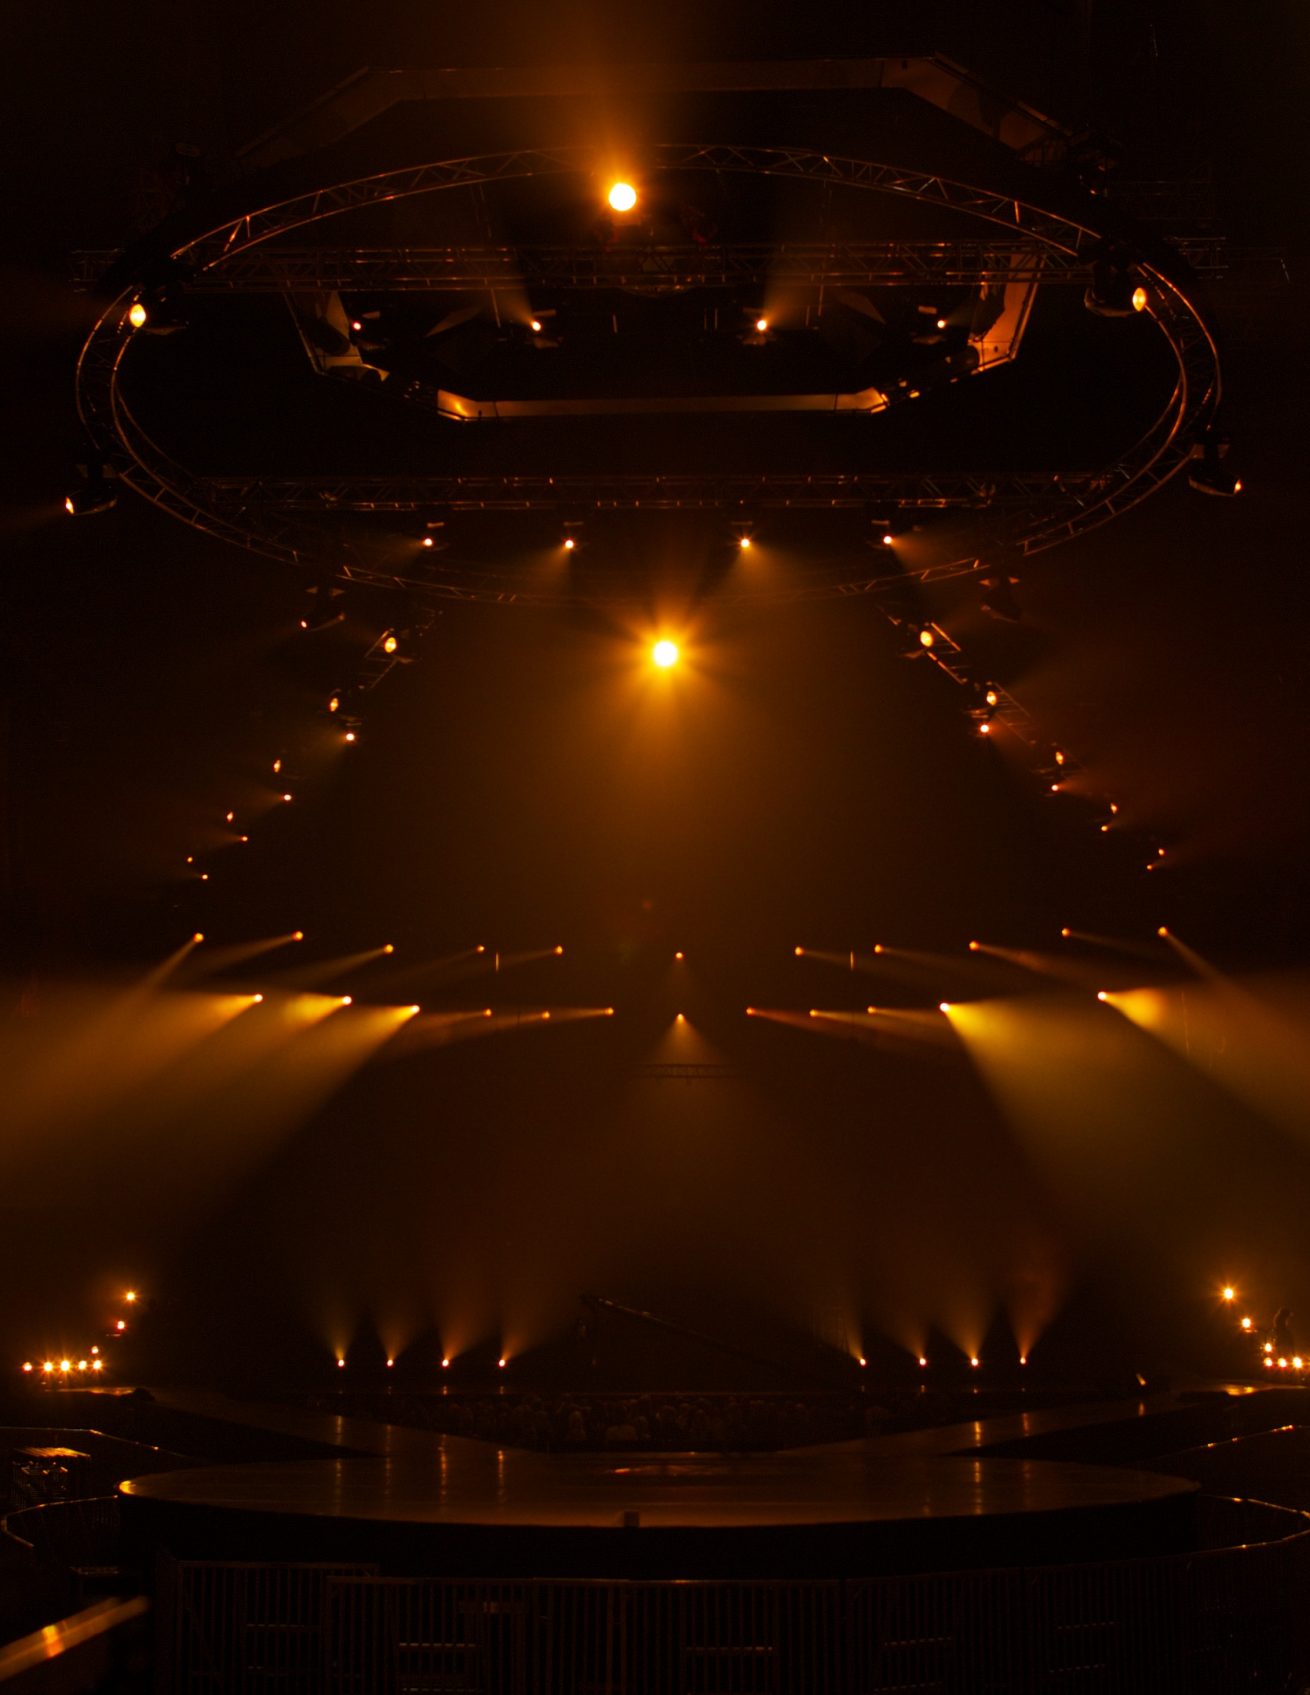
[122,1434,1197,1577]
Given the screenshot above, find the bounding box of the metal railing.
[158,1522,1310,1694]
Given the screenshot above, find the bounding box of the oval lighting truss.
[75,141,1222,607]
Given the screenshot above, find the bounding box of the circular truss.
[75,141,1223,607]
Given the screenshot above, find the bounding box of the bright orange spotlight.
[1241,1316,1253,1331]
[918,628,935,648]
[745,1007,756,1016]
[651,639,679,669]
[281,793,293,803]
[337,1358,345,1369]
[968,940,980,952]
[407,1005,421,1015]
[292,930,305,942]
[738,534,753,550]
[674,951,684,961]
[1060,927,1072,939]
[563,535,576,550]
[529,319,542,333]
[441,1357,451,1368]
[607,181,637,212]
[250,994,264,1004]
[128,301,148,328]
[970,1356,980,1369]
[125,1290,137,1304]
[938,1002,951,1013]
[1131,286,1148,312]
[1221,1286,1235,1302]
[605,1007,614,1016]
[21,1361,32,1373]
[43,1362,53,1374]
[60,1360,71,1372]
[918,1357,928,1368]
[676,1013,686,1023]
[754,317,769,333]
[1097,991,1110,1002]
[192,932,205,944]
[91,1359,103,1372]
[794,946,804,957]
[115,1321,125,1332]
[386,1358,394,1369]
[383,634,398,655]
[857,1356,867,1368]
[497,1356,507,1369]
[541,1010,551,1020]
[553,945,564,955]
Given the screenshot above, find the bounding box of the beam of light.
[607,181,637,212]
[176,932,311,980]
[492,946,568,974]
[1158,928,1223,980]
[651,638,679,669]
[970,941,1115,991]
[1059,928,1166,962]
[376,944,490,993]
[1102,969,1310,1144]
[0,982,260,1155]
[256,944,398,991]
[385,1007,512,1056]
[943,993,1221,1233]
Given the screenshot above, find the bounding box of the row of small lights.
[1219,1284,1306,1375]
[21,1290,137,1379]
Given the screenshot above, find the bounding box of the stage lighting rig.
[1187,431,1242,497]
[64,457,118,516]
[980,571,1022,623]
[1083,252,1148,319]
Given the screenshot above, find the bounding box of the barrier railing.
[158,1522,1310,1695]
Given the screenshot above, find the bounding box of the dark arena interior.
[3,3,1310,1690]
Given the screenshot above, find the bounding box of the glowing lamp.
[422,536,435,548]
[1097,991,1109,1003]
[745,1007,756,1016]
[918,628,935,648]
[498,1356,507,1369]
[43,1362,53,1374]
[484,1009,492,1018]
[674,951,684,961]
[970,1357,980,1369]
[541,1011,551,1020]
[199,874,209,882]
[125,1292,137,1304]
[1221,1286,1235,1302]
[251,994,264,1004]
[1157,926,1170,939]
[1265,1342,1274,1353]
[383,943,395,955]
[115,1321,125,1332]
[128,301,148,328]
[968,941,980,952]
[77,1360,87,1372]
[605,1007,614,1016]
[344,731,356,743]
[386,1358,394,1369]
[1019,1356,1028,1367]
[676,1013,686,1023]
[984,688,1000,707]
[337,1358,346,1369]
[530,319,542,333]
[60,1360,71,1372]
[882,531,895,546]
[92,1359,102,1371]
[607,181,637,213]
[938,1002,951,1014]
[1131,286,1148,312]
[1296,1357,1305,1371]
[22,1362,32,1373]
[755,317,769,333]
[1060,927,1071,939]
[476,945,485,953]
[978,722,992,736]
[272,759,282,774]
[192,932,204,944]
[408,1005,421,1015]
[329,694,341,713]
[441,1357,451,1368]
[857,1356,867,1368]
[293,931,305,942]
[652,639,679,669]
[91,1346,99,1354]
[1241,1317,1252,1331]
[918,1357,928,1368]
[1264,1356,1273,1367]
[281,793,293,803]
[339,996,353,1007]
[738,534,753,550]
[936,316,948,330]
[383,634,398,655]
[1279,1358,1288,1369]
[563,536,576,550]
[64,496,75,514]
[554,945,564,955]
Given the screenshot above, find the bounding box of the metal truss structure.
[76,140,1222,605]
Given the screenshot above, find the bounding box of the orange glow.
[128,301,148,328]
[651,639,679,669]
[794,947,805,957]
[21,1362,32,1373]
[60,1360,71,1372]
[43,1362,53,1374]
[918,629,935,648]
[386,1358,394,1368]
[339,996,353,1007]
[857,1356,867,1368]
[938,1002,951,1013]
[563,536,576,550]
[337,1358,345,1369]
[674,951,684,961]
[293,931,305,942]
[192,932,204,944]
[968,941,980,952]
[422,536,435,548]
[918,1357,928,1368]
[970,1356,980,1368]
[873,944,884,954]
[541,1011,551,1020]
[383,634,398,655]
[1097,991,1110,1002]
[1221,1286,1235,1302]
[1060,927,1071,939]
[755,317,769,333]
[91,1360,103,1372]
[115,1321,125,1332]
[1019,1356,1028,1366]
[738,534,753,550]
[607,182,637,212]
[125,1290,138,1304]
[281,793,293,803]
[978,722,992,736]
[1157,926,1170,938]
[745,1007,756,1016]
[554,945,564,955]
[272,759,282,774]
[529,319,542,333]
[676,1013,686,1023]
[77,1361,87,1372]
[1241,1316,1253,1331]
[1131,285,1148,312]
[441,1357,451,1368]
[498,1356,507,1368]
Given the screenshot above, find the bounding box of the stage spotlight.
[1187,432,1242,497]
[1221,1286,1235,1302]
[529,319,542,334]
[563,535,576,550]
[607,181,637,212]
[192,932,204,945]
[737,531,753,551]
[64,459,118,516]
[441,1357,450,1368]
[498,1356,507,1369]
[938,1002,951,1013]
[382,633,399,655]
[127,301,148,329]
[915,626,935,650]
[339,996,353,1007]
[970,1356,980,1369]
[984,686,1000,708]
[754,316,769,334]
[980,573,1022,622]
[652,639,679,669]
[1097,991,1110,1002]
[1241,1317,1253,1331]
[383,944,395,955]
[1084,257,1146,318]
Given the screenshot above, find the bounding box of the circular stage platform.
[122,1434,1196,1577]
